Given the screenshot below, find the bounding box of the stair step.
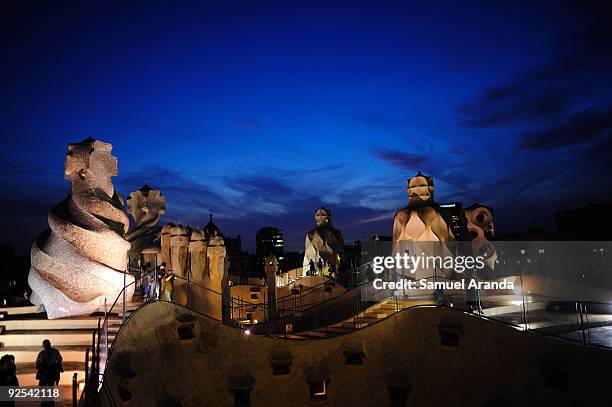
[340,321,369,329]
[1,345,92,364]
[374,303,398,311]
[16,361,85,374]
[363,312,391,319]
[324,326,356,334]
[14,362,86,397]
[314,329,342,338]
[0,305,39,316]
[97,302,142,314]
[0,330,115,347]
[291,298,424,339]
[282,335,308,340]
[1,317,119,331]
[351,317,380,324]
[0,309,126,406]
[16,369,86,387]
[117,309,137,314]
[298,331,334,338]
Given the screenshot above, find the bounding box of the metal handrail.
[84,262,612,404]
[71,373,77,407]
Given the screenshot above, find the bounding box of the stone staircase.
[286,293,561,340]
[0,294,143,406]
[287,298,432,339]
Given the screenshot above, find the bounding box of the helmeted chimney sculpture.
[28,137,134,319]
[392,171,453,242]
[392,171,454,279]
[303,207,344,277]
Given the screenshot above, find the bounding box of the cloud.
[218,173,396,250]
[114,163,398,251]
[371,149,428,170]
[446,1,612,231]
[0,159,394,254]
[224,175,295,200]
[518,108,612,151]
[116,166,231,227]
[370,147,470,195]
[457,86,581,128]
[456,2,612,131]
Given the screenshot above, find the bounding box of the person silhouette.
[36,340,63,406]
[36,339,63,386]
[308,260,316,276]
[0,354,19,407]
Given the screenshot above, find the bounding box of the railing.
[80,266,333,402]
[72,373,78,407]
[358,240,612,347]
[81,262,371,404]
[362,268,612,349]
[83,241,612,405]
[244,283,366,335]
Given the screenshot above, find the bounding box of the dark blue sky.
[2,0,611,254]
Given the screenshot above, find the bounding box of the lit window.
[305,364,330,401]
[309,380,327,400]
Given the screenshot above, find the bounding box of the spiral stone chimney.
[28,137,134,319]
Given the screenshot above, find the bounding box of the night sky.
[1,1,611,254]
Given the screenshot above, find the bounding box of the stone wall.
[102,302,611,407]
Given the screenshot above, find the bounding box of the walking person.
[36,340,63,406]
[149,262,165,301]
[140,262,151,295]
[143,271,152,303]
[162,271,175,301]
[155,262,167,300]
